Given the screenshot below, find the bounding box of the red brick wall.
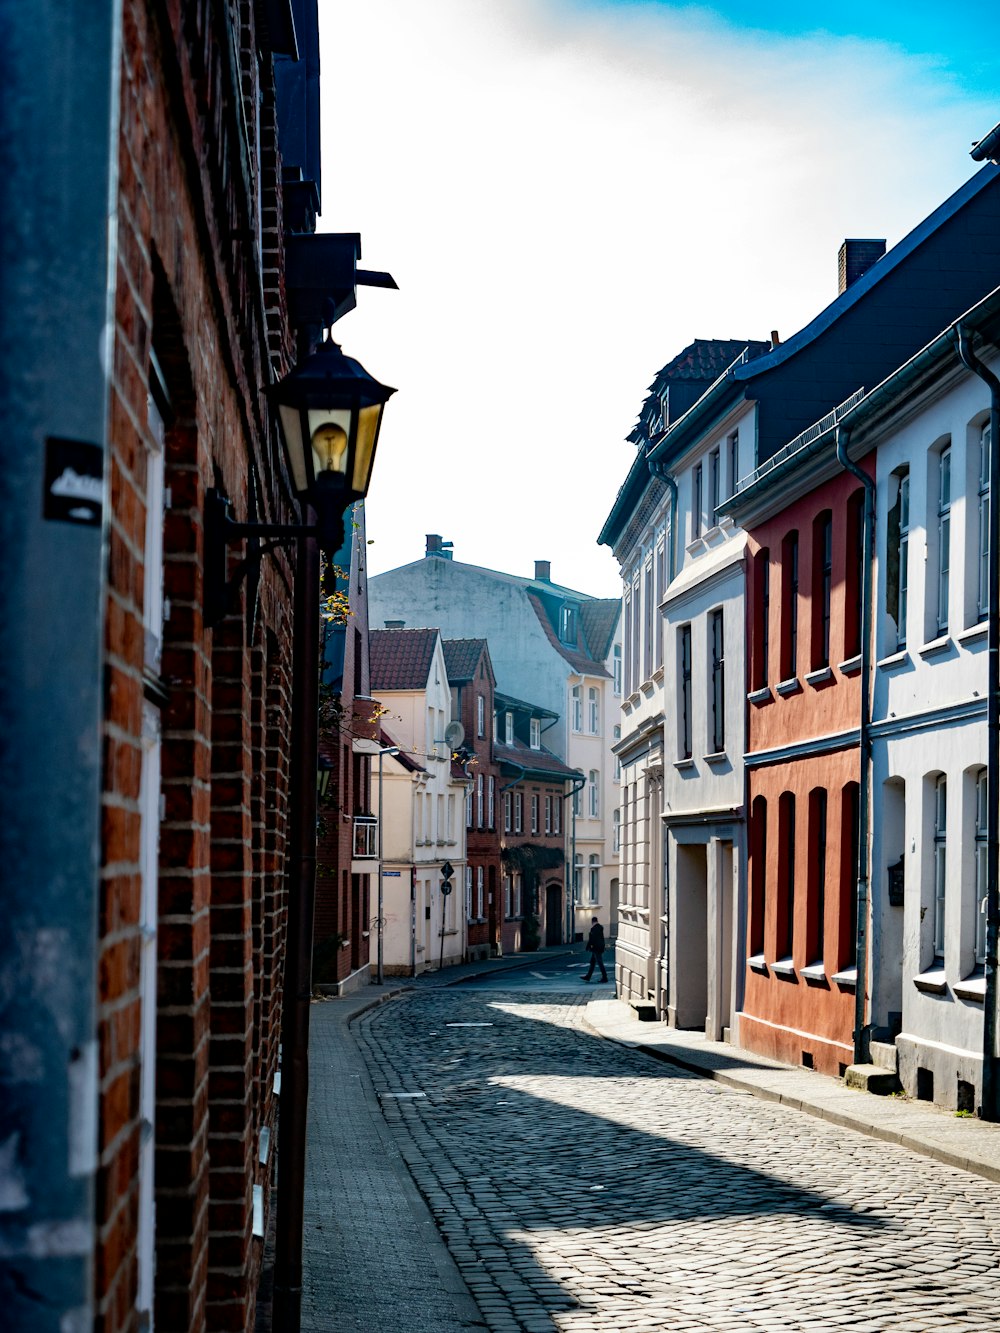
[96,1,297,1328]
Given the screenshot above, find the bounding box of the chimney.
[534,559,551,582]
[425,534,454,560]
[838,239,886,294]
[385,619,405,629]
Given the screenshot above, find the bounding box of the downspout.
[835,425,875,1067]
[565,773,587,944]
[648,457,678,1013]
[954,324,1000,1121]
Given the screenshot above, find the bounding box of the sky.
[318,0,999,598]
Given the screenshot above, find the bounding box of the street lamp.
[258,332,394,1333]
[317,755,334,801]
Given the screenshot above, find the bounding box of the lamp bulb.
[311,422,349,473]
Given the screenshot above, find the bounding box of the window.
[807,789,827,966]
[588,769,599,817]
[571,685,583,732]
[778,792,796,960]
[573,853,583,899]
[514,791,523,833]
[749,796,767,956]
[709,610,725,753]
[631,576,640,691]
[936,446,952,634]
[692,462,703,540]
[841,783,860,968]
[588,854,600,904]
[465,865,473,919]
[529,717,541,749]
[553,797,561,834]
[886,469,910,647]
[560,604,577,643]
[530,793,539,834]
[727,430,739,498]
[781,531,799,679]
[812,511,833,670]
[976,770,988,965]
[488,777,495,829]
[623,595,632,696]
[447,794,455,841]
[505,711,514,746]
[978,423,991,623]
[752,547,770,690]
[544,794,552,834]
[503,791,512,834]
[844,491,864,661]
[476,694,485,738]
[709,446,720,523]
[572,783,582,818]
[654,543,665,671]
[465,785,473,830]
[613,725,621,780]
[588,687,599,734]
[503,873,512,918]
[643,564,654,680]
[477,865,484,919]
[678,624,692,760]
[934,775,947,957]
[476,774,483,828]
[612,807,621,854]
[613,643,622,695]
[513,873,522,917]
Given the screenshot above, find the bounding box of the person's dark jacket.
[587,922,605,954]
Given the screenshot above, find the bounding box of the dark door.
[351,874,362,970]
[545,883,562,946]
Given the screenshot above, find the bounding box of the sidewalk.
[585,997,1000,1184]
[301,985,483,1332]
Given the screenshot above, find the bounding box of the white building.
[369,544,621,941]
[370,627,468,973]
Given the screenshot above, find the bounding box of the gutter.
[953,324,1000,1122]
[835,426,876,1067]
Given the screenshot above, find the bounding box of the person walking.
[582,916,608,983]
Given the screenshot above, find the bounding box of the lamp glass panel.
[279,404,310,492]
[309,407,353,479]
[352,403,383,493]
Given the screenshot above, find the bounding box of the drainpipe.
[565,773,587,944]
[835,425,875,1067]
[954,324,1000,1122]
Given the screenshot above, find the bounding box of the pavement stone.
[349,984,1000,1331]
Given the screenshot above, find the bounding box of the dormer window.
[559,605,576,643]
[529,718,541,750]
[505,711,514,746]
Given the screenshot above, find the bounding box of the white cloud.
[320,0,993,595]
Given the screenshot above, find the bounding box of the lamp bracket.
[204,487,328,629]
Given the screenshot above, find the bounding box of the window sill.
[651,666,665,684]
[747,686,772,706]
[748,953,768,974]
[704,751,730,767]
[918,635,954,661]
[776,677,801,697]
[959,623,988,647]
[804,666,833,687]
[674,757,696,771]
[831,966,857,990]
[771,956,796,978]
[913,966,948,995]
[838,654,863,675]
[954,970,987,1001]
[876,649,910,671]
[800,962,828,985]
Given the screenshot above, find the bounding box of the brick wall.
[96,1,297,1329]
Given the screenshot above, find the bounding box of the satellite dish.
[444,720,465,749]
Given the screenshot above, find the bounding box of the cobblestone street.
[355,987,1000,1332]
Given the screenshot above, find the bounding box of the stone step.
[631,1002,658,1022]
[844,1063,902,1096]
[870,1040,899,1073]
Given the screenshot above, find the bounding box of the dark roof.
[494,735,579,781]
[494,691,559,721]
[527,592,609,677]
[442,637,490,684]
[370,627,438,691]
[379,725,426,773]
[580,599,619,663]
[627,339,768,445]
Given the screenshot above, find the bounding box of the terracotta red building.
[442,639,503,961]
[495,693,578,952]
[728,441,871,1076]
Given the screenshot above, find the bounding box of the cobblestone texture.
[357,989,1000,1332]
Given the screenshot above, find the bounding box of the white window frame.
[934,775,947,957]
[530,793,539,834]
[529,717,541,750]
[612,808,621,854]
[588,769,599,818]
[978,424,991,624]
[554,797,562,835]
[613,643,622,695]
[571,685,583,732]
[465,865,473,919]
[476,774,483,828]
[588,854,600,905]
[976,770,988,965]
[477,865,484,919]
[613,725,621,780]
[505,711,514,746]
[477,693,485,738]
[937,445,951,634]
[588,686,599,735]
[897,471,910,645]
[544,794,552,834]
[488,776,495,830]
[514,791,523,834]
[503,790,512,833]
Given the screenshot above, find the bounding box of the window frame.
[678,624,692,760]
[933,775,947,958]
[709,608,725,754]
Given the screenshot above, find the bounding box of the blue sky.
[323,1,998,596]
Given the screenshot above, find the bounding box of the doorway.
[673,843,708,1029]
[545,882,562,946]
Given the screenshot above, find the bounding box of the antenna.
[444,720,465,750]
